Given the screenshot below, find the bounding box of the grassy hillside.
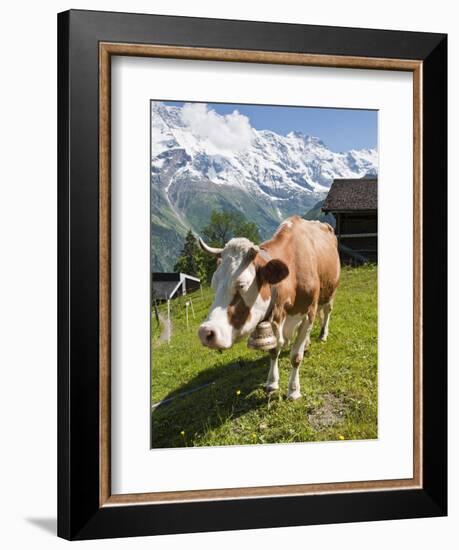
[303,199,336,225]
[151,187,188,272]
[151,264,377,448]
[152,176,321,272]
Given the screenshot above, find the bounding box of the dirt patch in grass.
[307,393,346,429]
[157,313,172,345]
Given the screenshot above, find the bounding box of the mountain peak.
[287,131,326,148]
[305,135,326,147]
[287,130,305,139]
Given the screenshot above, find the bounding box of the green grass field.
[151,264,377,448]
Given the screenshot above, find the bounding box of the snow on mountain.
[151,101,378,198]
[150,101,378,271]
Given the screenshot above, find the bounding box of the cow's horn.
[198,237,223,256]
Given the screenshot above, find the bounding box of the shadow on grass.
[151,352,279,448]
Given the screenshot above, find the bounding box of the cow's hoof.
[318,336,327,343]
[265,383,279,393]
[287,390,302,401]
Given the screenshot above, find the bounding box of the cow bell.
[248,321,277,351]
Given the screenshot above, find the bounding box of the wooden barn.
[152,272,201,302]
[322,178,377,264]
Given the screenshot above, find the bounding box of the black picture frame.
[58,9,447,540]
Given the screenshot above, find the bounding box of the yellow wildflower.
[338,435,345,440]
[236,389,241,396]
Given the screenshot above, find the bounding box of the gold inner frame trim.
[99,42,423,507]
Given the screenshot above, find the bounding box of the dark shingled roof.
[322,178,377,212]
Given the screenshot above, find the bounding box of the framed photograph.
[58,9,447,540]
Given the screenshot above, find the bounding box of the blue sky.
[162,100,377,152]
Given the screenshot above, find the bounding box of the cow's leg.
[318,300,333,342]
[265,347,281,392]
[288,312,315,400]
[265,317,285,392]
[316,306,324,330]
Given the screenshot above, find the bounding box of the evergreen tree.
[173,230,205,280]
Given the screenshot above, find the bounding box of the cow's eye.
[236,281,248,292]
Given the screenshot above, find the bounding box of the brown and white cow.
[198,216,340,400]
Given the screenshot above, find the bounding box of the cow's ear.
[260,259,289,285]
[247,246,260,261]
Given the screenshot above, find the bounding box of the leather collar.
[258,247,277,323]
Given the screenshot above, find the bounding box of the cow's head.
[198,237,289,350]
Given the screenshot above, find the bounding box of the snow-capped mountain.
[151,102,377,271]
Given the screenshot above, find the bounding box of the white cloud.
[181,103,253,153]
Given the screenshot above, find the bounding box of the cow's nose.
[198,325,216,346]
